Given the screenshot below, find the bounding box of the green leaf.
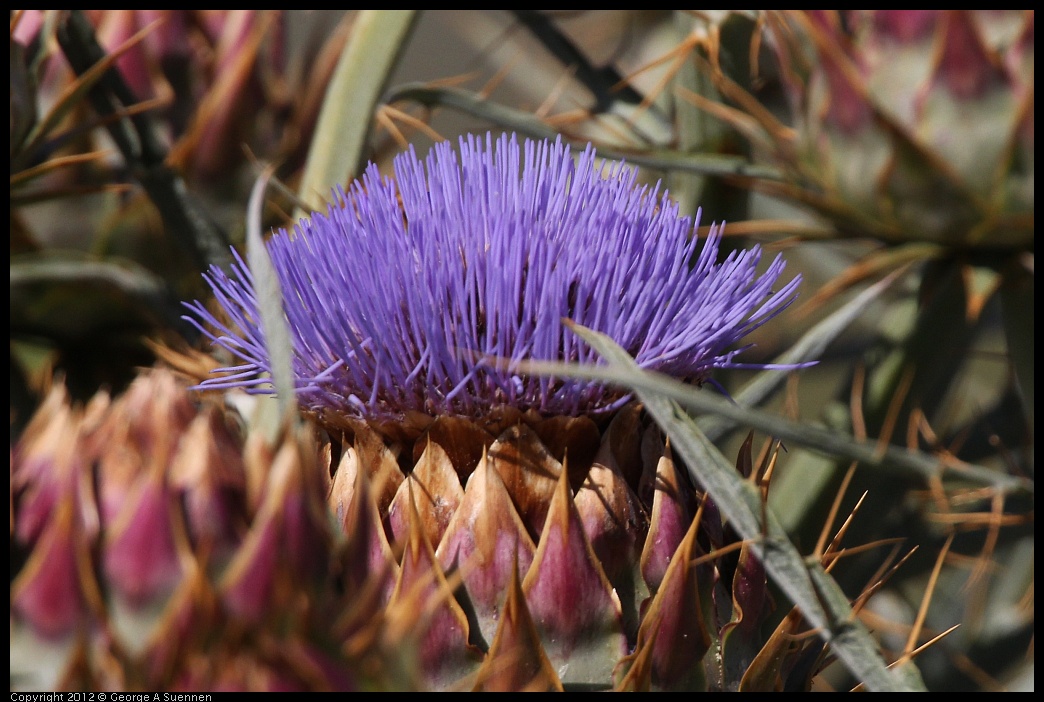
[295,10,419,218]
[246,167,297,440]
[564,323,927,692]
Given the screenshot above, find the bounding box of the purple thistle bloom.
[183,133,805,422]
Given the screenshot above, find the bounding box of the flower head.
[184,133,802,422]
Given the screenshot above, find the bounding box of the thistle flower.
[185,132,803,426]
[177,133,828,690]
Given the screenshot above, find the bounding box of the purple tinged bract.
[184,133,804,421]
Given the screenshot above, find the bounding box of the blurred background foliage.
[10,10,1033,691]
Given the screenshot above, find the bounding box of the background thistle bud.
[752,10,1033,250]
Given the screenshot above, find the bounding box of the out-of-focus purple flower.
[185,133,804,422]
